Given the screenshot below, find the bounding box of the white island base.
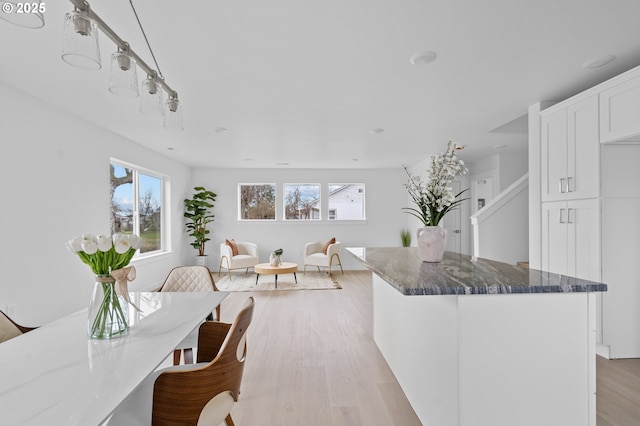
[373,274,596,426]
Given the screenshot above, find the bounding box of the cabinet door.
[542,201,569,275]
[567,199,601,281]
[568,96,600,200]
[600,74,640,143]
[541,109,568,202]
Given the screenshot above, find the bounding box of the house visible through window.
[327,183,366,220]
[284,184,320,220]
[239,184,276,220]
[110,161,165,255]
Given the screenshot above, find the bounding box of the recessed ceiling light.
[213,127,228,133]
[167,147,175,151]
[493,144,506,149]
[582,54,615,69]
[410,50,438,66]
[275,162,289,166]
[244,158,254,161]
[352,158,359,162]
[370,128,385,134]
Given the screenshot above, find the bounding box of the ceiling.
[2,0,640,169]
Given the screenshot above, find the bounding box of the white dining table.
[0,291,228,426]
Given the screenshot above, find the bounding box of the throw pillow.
[322,237,336,255]
[226,239,239,256]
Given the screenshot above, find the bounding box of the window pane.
[328,184,366,220]
[239,184,276,220]
[111,164,133,235]
[110,161,166,258]
[284,184,320,220]
[138,173,162,253]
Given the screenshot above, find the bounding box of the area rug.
[214,270,341,291]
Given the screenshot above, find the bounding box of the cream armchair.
[218,241,259,280]
[303,240,344,275]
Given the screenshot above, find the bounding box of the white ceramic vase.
[270,253,282,266]
[417,226,447,262]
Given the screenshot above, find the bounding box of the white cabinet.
[600,74,640,143]
[541,199,600,282]
[541,95,599,202]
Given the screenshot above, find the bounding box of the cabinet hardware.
[559,178,566,193]
[567,177,574,193]
[567,208,574,224]
[559,208,566,223]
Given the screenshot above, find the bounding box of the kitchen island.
[347,247,607,426]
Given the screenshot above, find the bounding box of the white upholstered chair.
[159,265,219,365]
[303,240,344,276]
[218,240,259,280]
[106,297,255,426]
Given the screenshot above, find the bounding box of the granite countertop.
[346,247,608,296]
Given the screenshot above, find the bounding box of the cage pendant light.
[0,1,45,28]
[61,8,101,70]
[109,45,138,97]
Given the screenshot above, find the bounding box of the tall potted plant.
[184,186,217,264]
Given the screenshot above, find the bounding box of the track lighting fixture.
[140,72,164,115]
[109,45,138,98]
[61,7,101,70]
[61,0,182,130]
[164,93,183,131]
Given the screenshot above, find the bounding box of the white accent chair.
[218,241,259,280]
[159,265,219,365]
[106,297,255,426]
[303,240,344,275]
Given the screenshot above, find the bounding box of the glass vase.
[88,275,130,339]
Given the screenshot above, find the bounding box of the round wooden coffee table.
[254,262,298,288]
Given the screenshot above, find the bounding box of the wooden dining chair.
[159,265,220,365]
[107,297,255,426]
[0,310,36,343]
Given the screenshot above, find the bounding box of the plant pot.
[417,226,447,263]
[195,255,208,267]
[270,253,282,266]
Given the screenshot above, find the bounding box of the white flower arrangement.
[67,233,143,276]
[403,141,469,226]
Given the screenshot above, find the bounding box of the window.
[239,184,276,220]
[328,183,366,220]
[110,161,165,255]
[284,184,320,220]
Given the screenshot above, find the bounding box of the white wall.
[191,167,407,270]
[471,176,529,265]
[498,151,529,192]
[0,83,193,325]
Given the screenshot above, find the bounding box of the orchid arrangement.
[403,141,469,226]
[66,233,143,276]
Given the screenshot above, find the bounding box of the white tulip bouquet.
[66,233,143,276]
[67,233,143,339]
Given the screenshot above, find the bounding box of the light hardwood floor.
[597,355,640,426]
[217,270,640,426]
